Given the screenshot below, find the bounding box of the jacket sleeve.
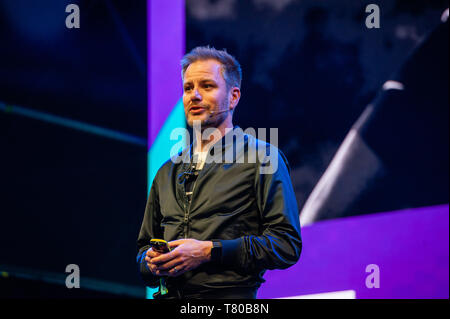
[136,177,164,288]
[219,147,302,273]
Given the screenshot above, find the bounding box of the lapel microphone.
[178,153,199,183]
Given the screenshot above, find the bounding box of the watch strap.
[211,240,222,263]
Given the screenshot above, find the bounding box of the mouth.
[189,106,207,114]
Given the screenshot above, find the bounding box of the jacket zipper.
[183,201,188,239]
[184,174,199,239]
[183,148,208,238]
[182,149,193,239]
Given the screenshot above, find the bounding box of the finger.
[150,250,177,265]
[145,256,158,266]
[146,248,160,258]
[157,264,184,277]
[168,266,184,277]
[168,239,186,249]
[146,263,157,275]
[155,259,182,271]
[155,269,171,276]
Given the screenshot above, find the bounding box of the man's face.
[182,59,231,128]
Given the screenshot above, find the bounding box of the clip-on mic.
[178,153,199,183]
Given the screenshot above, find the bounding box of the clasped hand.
[145,239,212,277]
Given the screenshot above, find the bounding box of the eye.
[184,86,192,92]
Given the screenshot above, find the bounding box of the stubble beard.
[187,97,229,130]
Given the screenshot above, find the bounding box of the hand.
[144,248,163,276]
[148,239,212,277]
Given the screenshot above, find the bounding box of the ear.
[229,87,241,112]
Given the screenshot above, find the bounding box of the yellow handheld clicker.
[149,239,171,297]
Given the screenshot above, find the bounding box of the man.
[137,46,302,299]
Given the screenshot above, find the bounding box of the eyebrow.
[183,79,217,86]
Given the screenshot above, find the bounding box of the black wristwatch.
[211,240,222,263]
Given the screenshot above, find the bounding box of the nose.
[191,88,202,101]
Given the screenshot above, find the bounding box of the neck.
[193,119,234,152]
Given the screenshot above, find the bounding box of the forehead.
[183,59,224,83]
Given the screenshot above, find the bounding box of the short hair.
[181,46,242,89]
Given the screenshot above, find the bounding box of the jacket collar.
[187,125,243,156]
[176,125,244,169]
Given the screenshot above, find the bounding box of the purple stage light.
[259,204,449,299]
